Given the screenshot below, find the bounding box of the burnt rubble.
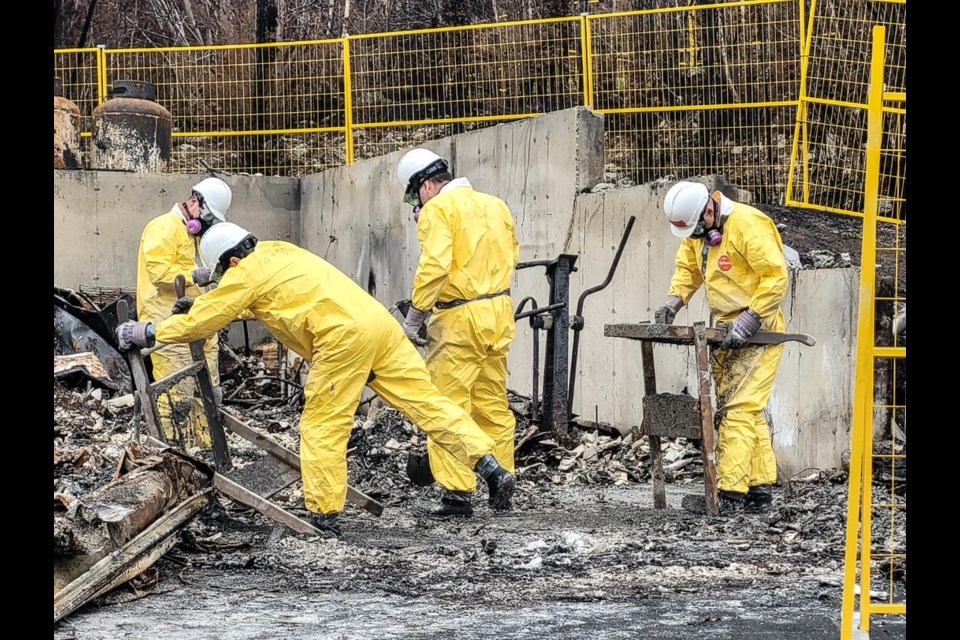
[53,344,906,619]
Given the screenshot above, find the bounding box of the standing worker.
[396,149,520,517]
[135,177,232,450]
[653,180,788,515]
[115,223,516,537]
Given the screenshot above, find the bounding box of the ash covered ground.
[54,357,906,639]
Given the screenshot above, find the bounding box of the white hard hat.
[396,148,449,194]
[663,181,710,239]
[200,222,251,269]
[192,177,233,222]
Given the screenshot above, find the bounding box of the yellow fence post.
[581,14,593,109]
[343,36,355,165]
[97,45,107,105]
[785,0,807,205]
[55,2,903,193]
[839,24,887,640]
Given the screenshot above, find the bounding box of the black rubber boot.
[406,452,436,487]
[681,490,747,516]
[427,491,474,518]
[308,513,342,537]
[475,454,516,512]
[745,485,774,513]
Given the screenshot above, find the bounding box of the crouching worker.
[115,223,516,537]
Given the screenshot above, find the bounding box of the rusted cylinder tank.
[91,80,172,172]
[54,77,83,169]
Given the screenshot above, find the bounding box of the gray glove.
[213,385,223,406]
[116,321,156,351]
[192,267,213,286]
[654,296,683,325]
[402,306,428,347]
[171,296,195,315]
[719,309,762,350]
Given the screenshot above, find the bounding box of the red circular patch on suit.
[718,255,733,271]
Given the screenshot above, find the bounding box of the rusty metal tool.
[174,274,232,469]
[117,299,163,441]
[605,323,815,348]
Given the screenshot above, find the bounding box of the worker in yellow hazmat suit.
[116,223,517,537]
[396,148,520,517]
[653,181,788,516]
[136,177,232,450]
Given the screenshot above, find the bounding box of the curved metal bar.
[567,215,636,415]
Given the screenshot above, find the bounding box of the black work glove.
[171,296,195,315]
[654,295,683,325]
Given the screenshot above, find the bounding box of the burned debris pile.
[54,333,905,620]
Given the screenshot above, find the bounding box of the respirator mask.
[186,192,219,236]
[404,183,423,223]
[688,198,723,247]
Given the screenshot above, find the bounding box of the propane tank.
[91,80,172,172]
[54,77,83,169]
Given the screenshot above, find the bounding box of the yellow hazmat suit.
[667,192,787,494]
[412,179,520,493]
[155,240,498,515]
[136,208,219,449]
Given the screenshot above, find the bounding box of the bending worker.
[135,177,232,450]
[396,148,520,517]
[653,180,788,516]
[116,223,516,536]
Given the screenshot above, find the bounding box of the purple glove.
[116,321,156,351]
[192,267,213,286]
[654,295,683,325]
[402,306,428,347]
[720,309,762,350]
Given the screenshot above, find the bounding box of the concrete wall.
[53,170,300,291]
[299,107,604,312]
[53,108,858,476]
[561,184,859,476]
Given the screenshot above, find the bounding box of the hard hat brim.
[670,222,697,239]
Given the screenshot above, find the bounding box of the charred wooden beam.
[140,435,336,534]
[54,488,213,623]
[640,338,667,510]
[221,409,384,517]
[54,446,211,594]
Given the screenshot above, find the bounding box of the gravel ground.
[53,379,906,639]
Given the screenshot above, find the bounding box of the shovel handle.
[175,274,187,299]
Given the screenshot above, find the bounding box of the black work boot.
[427,491,474,518]
[475,454,516,513]
[681,490,747,516]
[744,485,774,514]
[406,452,436,487]
[308,513,343,537]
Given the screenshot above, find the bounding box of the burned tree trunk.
[250,0,280,173]
[54,444,212,595]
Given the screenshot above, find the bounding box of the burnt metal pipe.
[515,254,578,440]
[567,215,636,417]
[514,296,544,424]
[516,259,555,270]
[514,301,565,321]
